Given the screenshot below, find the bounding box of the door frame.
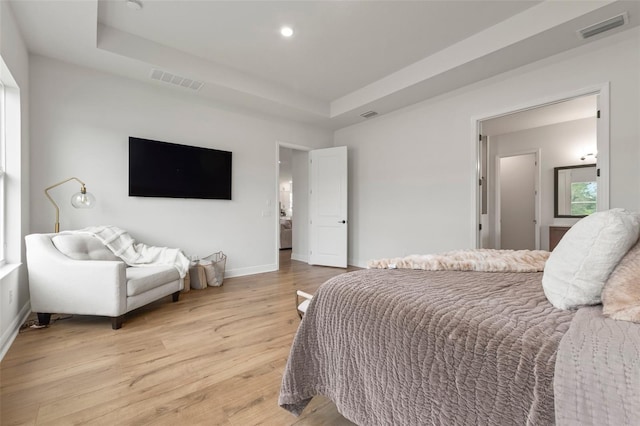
[471,83,610,248]
[275,141,311,270]
[494,150,541,250]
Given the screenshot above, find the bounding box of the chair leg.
[111,315,124,330]
[37,313,52,326]
[172,291,180,302]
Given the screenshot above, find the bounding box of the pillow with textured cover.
[52,234,120,261]
[542,209,640,310]
[602,239,640,322]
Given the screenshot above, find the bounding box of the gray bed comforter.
[554,306,640,425]
[279,269,576,425]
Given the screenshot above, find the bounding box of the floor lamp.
[44,177,96,233]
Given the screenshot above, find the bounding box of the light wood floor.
[1,251,359,425]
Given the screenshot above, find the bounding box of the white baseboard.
[348,258,368,268]
[0,301,31,362]
[291,252,308,263]
[224,263,278,278]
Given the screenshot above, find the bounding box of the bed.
[279,210,640,425]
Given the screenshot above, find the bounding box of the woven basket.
[201,251,227,286]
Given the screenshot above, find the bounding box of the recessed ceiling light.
[280,26,294,37]
[126,0,143,11]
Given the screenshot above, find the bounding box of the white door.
[309,146,348,268]
[499,153,536,250]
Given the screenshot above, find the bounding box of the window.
[0,80,5,265]
[570,181,597,216]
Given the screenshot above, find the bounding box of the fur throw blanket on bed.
[368,249,549,272]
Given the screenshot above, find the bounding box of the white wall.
[29,56,332,277]
[335,28,639,267]
[0,1,30,360]
[491,118,597,250]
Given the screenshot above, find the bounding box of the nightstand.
[549,226,571,251]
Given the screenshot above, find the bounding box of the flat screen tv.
[129,137,232,200]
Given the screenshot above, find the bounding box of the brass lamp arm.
[44,177,87,233]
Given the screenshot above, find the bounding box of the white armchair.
[25,233,184,329]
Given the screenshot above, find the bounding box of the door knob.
[339,220,346,224]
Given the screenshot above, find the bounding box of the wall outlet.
[9,289,13,304]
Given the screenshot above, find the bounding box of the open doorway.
[279,147,294,256]
[476,86,609,251]
[276,143,349,270]
[276,143,310,270]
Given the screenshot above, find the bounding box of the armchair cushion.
[126,266,180,297]
[52,234,120,261]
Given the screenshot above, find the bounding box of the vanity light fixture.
[580,152,597,161]
[280,26,294,37]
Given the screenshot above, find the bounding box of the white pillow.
[542,209,640,310]
[52,234,120,261]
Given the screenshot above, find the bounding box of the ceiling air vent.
[578,12,627,39]
[150,69,204,91]
[360,111,378,119]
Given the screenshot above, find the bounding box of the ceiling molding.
[9,0,639,129]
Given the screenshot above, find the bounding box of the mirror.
[554,164,597,218]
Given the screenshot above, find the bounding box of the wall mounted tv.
[129,137,232,200]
